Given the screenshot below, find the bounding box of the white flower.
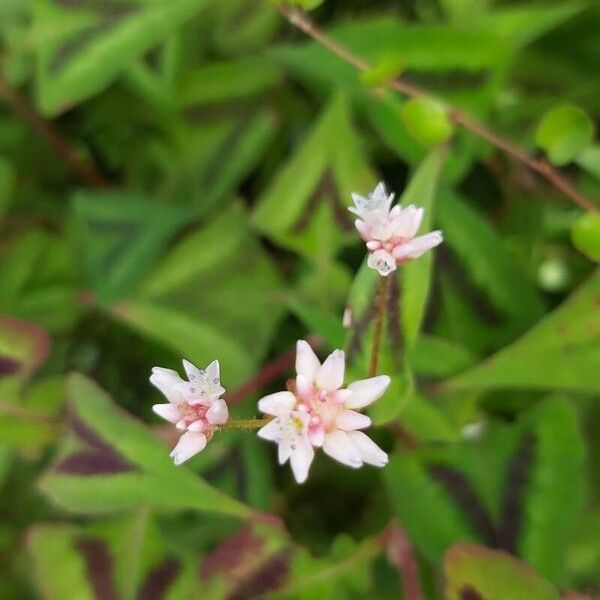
[349,181,443,276]
[150,359,228,465]
[257,340,390,483]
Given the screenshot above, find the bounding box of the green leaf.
[34,0,213,115]
[70,191,190,303]
[39,374,252,518]
[28,525,95,600]
[177,58,281,106]
[289,301,346,349]
[359,54,405,87]
[384,452,479,564]
[117,203,284,386]
[400,150,446,348]
[519,398,585,585]
[535,104,595,166]
[444,543,560,600]
[409,335,476,378]
[447,270,600,392]
[0,157,16,215]
[571,211,600,262]
[401,98,454,148]
[437,191,545,327]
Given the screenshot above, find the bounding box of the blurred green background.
[0,0,599,598]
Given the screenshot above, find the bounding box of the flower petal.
[182,359,202,381]
[346,375,391,409]
[367,250,396,277]
[323,431,362,468]
[206,360,220,383]
[258,391,297,417]
[257,417,283,442]
[308,425,325,447]
[150,367,186,404]
[336,410,371,431]
[354,219,371,241]
[393,231,443,261]
[289,441,315,484]
[206,398,229,425]
[296,340,321,381]
[347,431,388,467]
[316,349,345,392]
[170,431,207,465]
[391,205,423,239]
[152,403,181,423]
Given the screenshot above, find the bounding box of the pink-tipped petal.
[296,374,313,401]
[367,250,396,277]
[170,431,207,465]
[347,431,388,467]
[152,403,181,424]
[316,349,345,392]
[295,340,321,382]
[336,410,371,431]
[289,441,315,484]
[150,367,186,404]
[354,219,372,241]
[323,431,362,468]
[346,375,391,409]
[206,398,229,425]
[187,419,208,432]
[397,231,443,260]
[308,425,325,447]
[366,240,381,251]
[258,391,297,417]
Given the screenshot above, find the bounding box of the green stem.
[368,276,391,377]
[221,416,272,431]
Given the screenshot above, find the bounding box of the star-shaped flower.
[257,340,390,483]
[150,359,228,465]
[350,182,443,276]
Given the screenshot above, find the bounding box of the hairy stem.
[277,4,598,214]
[222,416,273,430]
[369,276,391,377]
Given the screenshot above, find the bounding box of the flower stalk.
[369,275,391,377]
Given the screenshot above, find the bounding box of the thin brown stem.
[383,521,423,600]
[368,276,390,377]
[277,4,598,214]
[0,72,110,189]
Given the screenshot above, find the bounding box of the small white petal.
[257,417,282,442]
[354,219,371,241]
[150,368,186,404]
[206,398,229,425]
[258,391,297,417]
[323,430,362,468]
[391,205,423,239]
[346,375,391,409]
[152,403,181,423]
[296,340,321,381]
[206,360,220,383]
[308,425,325,447]
[336,410,371,431]
[289,441,315,484]
[296,374,313,400]
[347,431,388,467]
[170,431,207,465]
[316,349,345,392]
[393,231,443,261]
[182,359,202,381]
[367,250,396,277]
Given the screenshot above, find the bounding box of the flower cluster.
[349,182,443,276]
[257,340,390,483]
[150,360,229,465]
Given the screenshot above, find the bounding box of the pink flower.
[150,359,228,465]
[257,340,390,483]
[349,182,443,276]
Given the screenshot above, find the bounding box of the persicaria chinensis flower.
[349,182,443,276]
[150,359,228,465]
[257,340,390,483]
